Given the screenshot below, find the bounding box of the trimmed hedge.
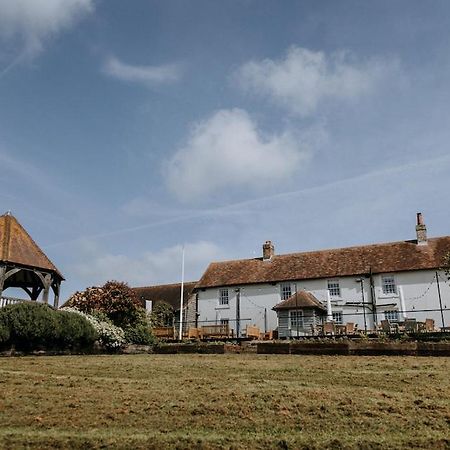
[56,310,98,349]
[124,323,155,346]
[0,302,97,351]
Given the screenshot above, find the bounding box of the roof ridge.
[1,213,11,261]
[134,280,198,289]
[204,235,447,266]
[11,215,61,275]
[0,214,63,278]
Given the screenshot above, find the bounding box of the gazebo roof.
[0,213,64,279]
[273,290,326,311]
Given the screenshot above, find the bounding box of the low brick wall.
[256,342,290,354]
[290,341,349,355]
[348,340,417,356]
[417,342,450,356]
[256,339,450,356]
[154,343,240,354]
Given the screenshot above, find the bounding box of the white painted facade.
[197,269,450,336]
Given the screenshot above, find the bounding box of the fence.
[0,297,28,308]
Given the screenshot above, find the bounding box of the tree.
[65,280,144,329]
[150,303,175,327]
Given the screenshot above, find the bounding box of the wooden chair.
[245,325,260,340]
[323,322,335,335]
[187,327,202,339]
[345,322,356,335]
[424,318,435,332]
[380,320,397,334]
[404,318,418,333]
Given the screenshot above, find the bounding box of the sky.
[1,0,450,299]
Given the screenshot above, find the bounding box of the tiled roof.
[0,213,64,279]
[196,236,450,289]
[133,281,197,311]
[273,290,327,311]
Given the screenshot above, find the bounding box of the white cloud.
[165,108,317,203]
[0,0,94,59]
[71,240,222,287]
[103,56,182,86]
[235,46,399,116]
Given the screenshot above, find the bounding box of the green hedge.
[56,310,98,349]
[0,314,9,344]
[0,302,97,351]
[124,323,155,345]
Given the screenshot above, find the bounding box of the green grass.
[0,355,449,449]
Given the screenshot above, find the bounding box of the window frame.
[384,310,399,322]
[280,282,292,301]
[218,288,229,307]
[289,310,304,329]
[332,311,343,324]
[381,275,397,295]
[327,279,341,298]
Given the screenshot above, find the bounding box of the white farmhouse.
[195,213,450,336]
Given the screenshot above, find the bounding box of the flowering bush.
[62,307,126,350]
[65,281,144,328]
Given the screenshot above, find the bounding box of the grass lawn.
[0,354,449,449]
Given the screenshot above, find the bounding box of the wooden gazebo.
[0,212,64,308]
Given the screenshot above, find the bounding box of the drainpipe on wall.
[235,288,241,338]
[369,269,377,326]
[195,293,199,328]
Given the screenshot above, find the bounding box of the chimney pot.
[263,240,275,260]
[415,212,427,245]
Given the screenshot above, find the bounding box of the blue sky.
[1,0,450,299]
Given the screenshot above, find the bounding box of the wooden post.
[53,282,60,309]
[0,266,5,298]
[42,274,52,304]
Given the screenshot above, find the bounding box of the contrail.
[43,152,450,249]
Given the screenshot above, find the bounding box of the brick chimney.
[416,212,427,245]
[263,240,275,260]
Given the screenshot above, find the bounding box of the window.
[382,275,397,295]
[280,282,292,300]
[327,279,341,297]
[290,310,303,328]
[220,319,229,326]
[219,288,229,306]
[332,311,343,324]
[384,310,399,322]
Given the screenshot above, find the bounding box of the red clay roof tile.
[0,213,64,279]
[196,236,450,289]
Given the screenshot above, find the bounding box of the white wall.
[197,269,450,335]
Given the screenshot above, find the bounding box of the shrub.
[56,310,97,349]
[62,307,126,350]
[124,323,155,346]
[0,302,60,350]
[0,302,98,351]
[150,303,175,327]
[0,314,10,345]
[65,280,145,329]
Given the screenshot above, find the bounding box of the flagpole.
[178,245,185,340]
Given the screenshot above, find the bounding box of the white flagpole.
[178,245,185,340]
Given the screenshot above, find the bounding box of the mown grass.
[0,354,449,449]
